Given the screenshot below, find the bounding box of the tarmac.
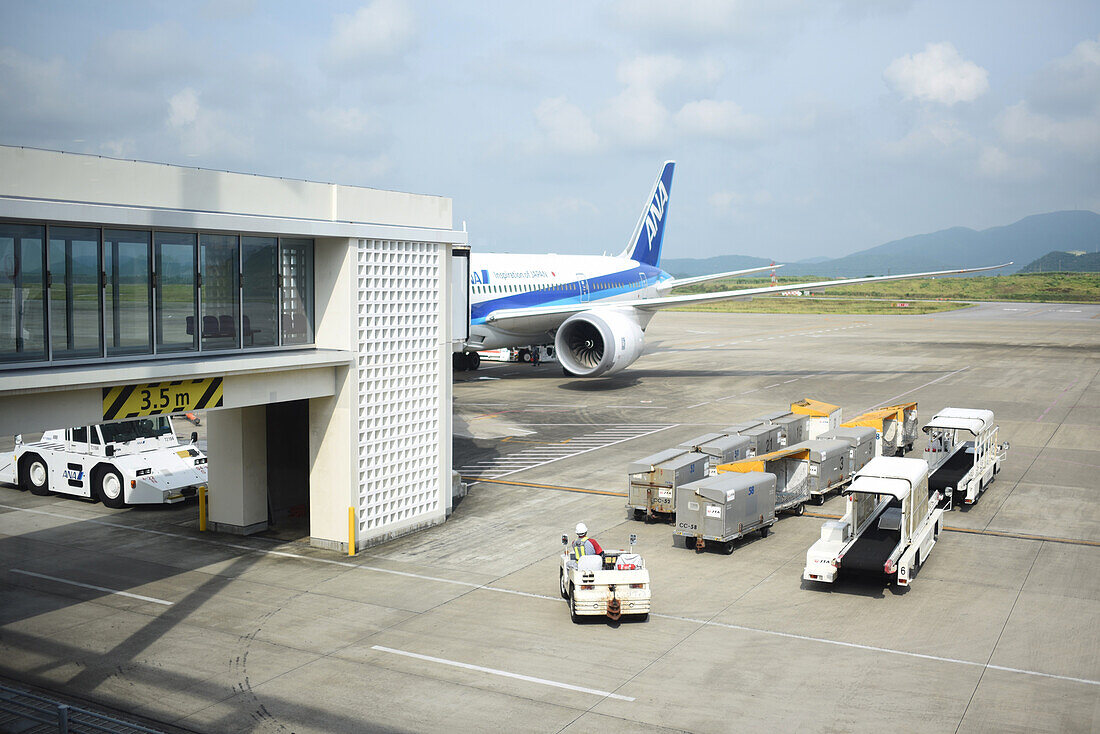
[1,301,1098,733]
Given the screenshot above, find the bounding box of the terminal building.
[0,145,469,551]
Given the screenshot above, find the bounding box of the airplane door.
[578,274,590,302]
[638,272,647,297]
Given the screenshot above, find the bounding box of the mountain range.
[662,210,1100,278]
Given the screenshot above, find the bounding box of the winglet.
[618,161,675,267]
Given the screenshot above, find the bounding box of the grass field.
[671,272,1100,313]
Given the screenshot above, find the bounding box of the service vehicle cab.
[559,533,651,622]
[1,417,208,508]
[804,457,944,587]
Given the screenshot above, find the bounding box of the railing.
[0,682,164,733]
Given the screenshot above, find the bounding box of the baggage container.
[677,433,751,472]
[819,425,876,475]
[842,408,905,456]
[879,402,919,453]
[627,449,707,521]
[767,413,809,447]
[717,446,811,514]
[675,471,777,553]
[736,423,780,457]
[790,399,842,439]
[799,438,852,502]
[721,420,763,436]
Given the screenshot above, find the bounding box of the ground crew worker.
[571,522,603,560]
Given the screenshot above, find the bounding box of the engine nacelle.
[555,310,645,377]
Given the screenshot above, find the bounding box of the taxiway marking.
[1,503,1096,689]
[372,645,636,701]
[10,569,174,605]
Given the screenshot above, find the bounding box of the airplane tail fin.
[618,161,674,267]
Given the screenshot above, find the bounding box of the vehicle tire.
[452,353,467,372]
[559,570,569,599]
[518,349,532,363]
[631,508,645,521]
[760,524,770,538]
[96,467,127,509]
[637,613,649,622]
[20,454,49,496]
[795,503,806,516]
[723,540,735,555]
[993,462,1000,475]
[569,585,580,623]
[466,352,480,371]
[683,535,696,549]
[814,494,825,506]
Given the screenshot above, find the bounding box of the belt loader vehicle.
[560,534,650,622]
[717,448,810,516]
[923,408,1008,507]
[675,472,777,553]
[803,457,944,587]
[790,399,842,439]
[627,449,706,522]
[0,416,208,508]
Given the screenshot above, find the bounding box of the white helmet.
[575,522,588,537]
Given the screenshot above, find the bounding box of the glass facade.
[0,224,47,362]
[105,229,152,357]
[200,234,240,351]
[155,232,197,353]
[0,220,315,368]
[281,238,314,345]
[49,227,102,360]
[242,236,278,347]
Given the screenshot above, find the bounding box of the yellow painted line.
[805,511,1100,548]
[461,476,626,497]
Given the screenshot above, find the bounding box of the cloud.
[675,99,764,140]
[609,0,805,44]
[998,101,1100,155]
[326,0,415,70]
[599,87,670,148]
[1027,34,1100,116]
[166,88,245,157]
[884,42,988,105]
[976,146,1039,180]
[708,189,773,217]
[534,97,599,153]
[880,118,973,158]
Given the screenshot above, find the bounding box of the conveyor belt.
[840,501,901,574]
[930,448,974,494]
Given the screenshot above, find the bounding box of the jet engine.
[554,310,645,377]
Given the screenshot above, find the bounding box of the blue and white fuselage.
[463,161,1010,377]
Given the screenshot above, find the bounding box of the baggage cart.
[767,413,809,447]
[879,402,919,453]
[842,408,906,456]
[627,449,707,522]
[736,423,780,457]
[820,425,876,476]
[677,433,752,473]
[800,438,852,503]
[717,446,811,515]
[675,472,777,553]
[790,399,842,439]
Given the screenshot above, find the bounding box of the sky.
[0,0,1097,261]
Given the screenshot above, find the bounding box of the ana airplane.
[461,161,1009,377]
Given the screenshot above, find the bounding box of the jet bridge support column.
[207,406,269,535]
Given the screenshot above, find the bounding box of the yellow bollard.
[198,486,207,532]
[348,506,357,556]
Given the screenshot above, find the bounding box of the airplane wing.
[656,264,780,291]
[481,263,1011,331]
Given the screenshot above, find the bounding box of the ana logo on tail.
[644,180,669,249]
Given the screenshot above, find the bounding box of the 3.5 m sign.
[102,378,224,420]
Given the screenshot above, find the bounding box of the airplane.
[459,161,1009,377]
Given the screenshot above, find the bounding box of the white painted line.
[764,383,782,389]
[491,425,679,478]
[860,366,969,413]
[606,406,668,410]
[684,401,711,409]
[371,645,635,701]
[652,614,1100,687]
[11,569,173,606]
[2,504,1096,689]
